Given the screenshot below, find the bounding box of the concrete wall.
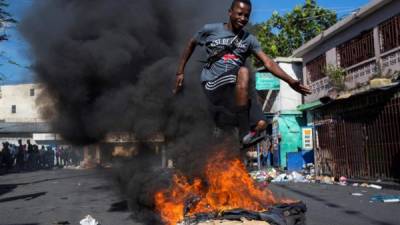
[275,114,303,168]
[270,62,303,113]
[302,1,400,63]
[0,83,44,122]
[302,0,400,102]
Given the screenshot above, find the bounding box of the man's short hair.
[230,0,252,9]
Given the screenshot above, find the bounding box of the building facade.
[257,58,305,168]
[0,83,45,123]
[0,83,166,167]
[293,0,400,181]
[0,83,51,145]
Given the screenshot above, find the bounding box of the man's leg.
[235,67,267,141]
[235,67,251,139]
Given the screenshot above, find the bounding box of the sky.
[250,0,371,22]
[0,0,371,85]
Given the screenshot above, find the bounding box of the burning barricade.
[154,149,306,225]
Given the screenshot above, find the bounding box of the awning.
[296,100,322,111]
[0,122,52,133]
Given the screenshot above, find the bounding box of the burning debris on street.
[154,145,306,225]
[18,1,306,225]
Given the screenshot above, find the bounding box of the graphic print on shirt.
[206,37,247,68]
[194,23,262,82]
[222,53,240,66]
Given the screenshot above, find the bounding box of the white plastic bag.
[80,215,99,225]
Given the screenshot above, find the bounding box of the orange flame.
[155,149,278,225]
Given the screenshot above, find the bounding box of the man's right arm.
[174,38,198,94]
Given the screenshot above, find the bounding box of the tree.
[254,0,337,60]
[0,0,16,41]
[0,0,17,81]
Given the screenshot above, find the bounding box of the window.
[379,15,400,53]
[30,88,35,96]
[306,54,326,82]
[11,105,16,114]
[337,29,375,68]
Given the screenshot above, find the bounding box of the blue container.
[302,150,314,164]
[286,152,304,171]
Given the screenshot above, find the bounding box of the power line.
[252,9,357,23]
[253,5,360,12]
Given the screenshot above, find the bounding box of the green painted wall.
[275,112,303,168]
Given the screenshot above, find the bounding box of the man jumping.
[174,0,311,147]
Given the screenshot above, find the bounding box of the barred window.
[379,14,400,53]
[306,54,326,82]
[337,30,375,68]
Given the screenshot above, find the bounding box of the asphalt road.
[0,168,137,225]
[1,168,399,225]
[269,182,400,225]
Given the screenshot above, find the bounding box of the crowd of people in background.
[246,138,274,169]
[0,139,82,174]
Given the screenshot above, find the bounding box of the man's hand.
[173,73,184,94]
[255,51,311,96]
[289,80,312,95]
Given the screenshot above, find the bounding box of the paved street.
[1,168,399,225]
[270,183,400,225]
[0,168,137,225]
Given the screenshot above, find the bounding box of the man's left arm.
[254,50,311,95]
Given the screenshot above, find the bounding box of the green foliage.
[254,0,337,61]
[0,0,16,41]
[0,1,18,82]
[325,64,346,91]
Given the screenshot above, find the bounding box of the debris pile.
[249,165,387,191]
[178,202,307,225]
[155,149,308,225]
[350,183,383,189]
[249,165,316,184]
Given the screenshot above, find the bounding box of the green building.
[272,111,303,168]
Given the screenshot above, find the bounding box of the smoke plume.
[20,0,230,144]
[20,0,238,224]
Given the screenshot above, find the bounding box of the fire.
[155,149,278,225]
[112,146,137,157]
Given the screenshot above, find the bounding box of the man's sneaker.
[241,130,267,148]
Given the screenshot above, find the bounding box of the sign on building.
[255,72,280,90]
[33,133,63,141]
[301,127,313,150]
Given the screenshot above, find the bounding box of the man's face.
[229,2,251,30]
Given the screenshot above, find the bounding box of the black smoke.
[20,0,238,224]
[20,0,231,144]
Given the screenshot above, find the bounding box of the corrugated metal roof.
[0,122,52,133]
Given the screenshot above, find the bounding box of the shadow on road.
[0,184,18,195]
[108,200,129,212]
[0,172,97,198]
[0,183,28,197]
[0,191,47,203]
[1,224,40,225]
